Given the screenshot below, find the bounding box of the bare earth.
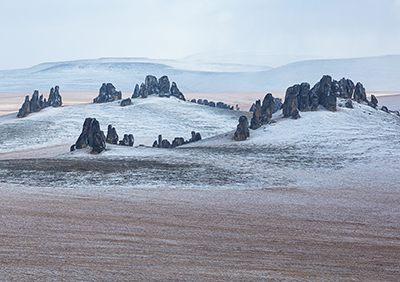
[1,91,400,281]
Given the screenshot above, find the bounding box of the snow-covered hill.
[0,95,399,191]
[0,55,399,92]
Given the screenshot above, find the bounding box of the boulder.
[282,86,299,117]
[119,134,134,146]
[30,90,41,113]
[208,101,215,107]
[171,137,185,148]
[370,95,378,108]
[250,100,261,129]
[338,78,355,98]
[291,109,301,119]
[48,85,62,107]
[17,95,31,118]
[190,99,196,103]
[106,125,119,144]
[139,83,146,98]
[73,118,106,154]
[345,99,353,109]
[158,75,170,95]
[132,84,140,98]
[298,82,310,112]
[260,93,274,123]
[381,106,389,113]
[203,99,209,106]
[93,83,122,103]
[161,139,171,148]
[354,82,367,103]
[145,75,159,96]
[197,99,203,105]
[120,98,132,107]
[170,82,185,101]
[234,116,250,141]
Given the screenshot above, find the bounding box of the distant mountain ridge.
[0,55,399,92]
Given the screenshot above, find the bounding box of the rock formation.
[93,83,122,103]
[250,100,261,129]
[369,94,378,109]
[234,116,250,141]
[132,75,185,101]
[119,134,134,146]
[338,78,355,98]
[120,98,132,107]
[345,99,354,109]
[71,118,106,154]
[153,131,202,149]
[353,82,367,103]
[282,85,299,117]
[17,86,63,118]
[260,93,274,123]
[106,125,119,145]
[298,83,310,112]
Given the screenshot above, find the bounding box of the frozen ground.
[0,94,400,280]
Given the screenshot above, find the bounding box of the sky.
[1,0,400,70]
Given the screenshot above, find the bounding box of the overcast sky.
[1,0,400,70]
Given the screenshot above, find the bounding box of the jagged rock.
[70,144,76,152]
[234,116,250,141]
[73,118,106,154]
[354,82,367,103]
[139,83,146,98]
[250,100,261,129]
[158,75,170,95]
[190,99,196,103]
[249,103,256,112]
[331,80,341,97]
[93,83,122,103]
[39,94,46,109]
[370,95,378,108]
[106,125,119,144]
[152,140,158,147]
[132,84,140,98]
[381,106,389,113]
[260,93,274,123]
[298,83,310,112]
[17,95,31,118]
[145,75,159,96]
[338,78,355,98]
[48,85,62,107]
[30,90,41,113]
[120,98,132,107]
[208,101,215,107]
[291,109,301,119]
[171,137,185,148]
[283,86,299,117]
[309,83,320,111]
[323,91,337,112]
[161,139,171,148]
[189,131,202,142]
[170,82,185,101]
[345,99,353,109]
[119,134,134,146]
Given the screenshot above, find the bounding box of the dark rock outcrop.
[234,116,250,141]
[17,96,31,118]
[17,86,63,118]
[189,131,202,142]
[298,83,310,112]
[171,137,185,148]
[291,109,301,119]
[190,99,196,103]
[345,99,353,109]
[208,101,215,107]
[153,131,202,149]
[260,93,274,123]
[119,134,134,146]
[48,86,62,107]
[338,78,355,98]
[93,83,122,103]
[106,125,119,144]
[282,86,299,117]
[381,106,389,113]
[120,98,132,107]
[73,118,106,154]
[250,100,261,129]
[353,82,367,103]
[132,75,185,101]
[369,95,378,108]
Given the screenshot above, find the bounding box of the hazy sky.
[1,0,400,70]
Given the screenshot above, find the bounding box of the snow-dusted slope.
[0,55,399,92]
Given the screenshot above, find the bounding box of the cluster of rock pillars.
[16,74,399,154]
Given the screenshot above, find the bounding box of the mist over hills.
[0,54,399,93]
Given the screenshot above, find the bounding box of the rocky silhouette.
[93,83,122,103]
[120,98,132,107]
[153,131,202,148]
[282,85,299,117]
[132,75,185,101]
[250,100,261,129]
[234,116,250,141]
[106,125,119,145]
[119,134,134,146]
[17,86,63,118]
[71,118,106,154]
